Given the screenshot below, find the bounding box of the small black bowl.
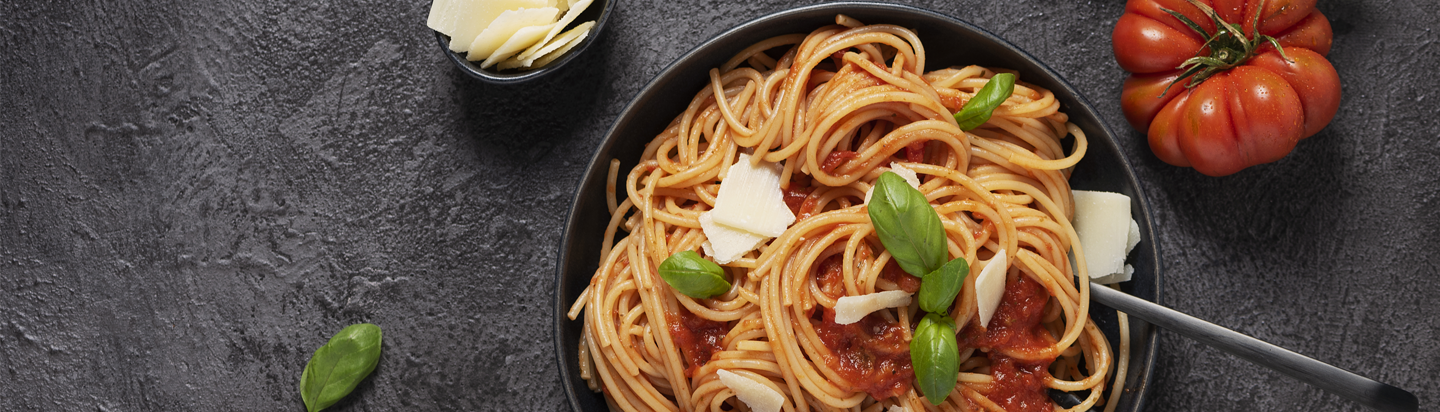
[434,0,613,84]
[554,2,1163,411]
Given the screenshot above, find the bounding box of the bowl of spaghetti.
[554,2,1162,411]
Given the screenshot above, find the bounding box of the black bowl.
[434,0,614,84]
[554,2,1163,411]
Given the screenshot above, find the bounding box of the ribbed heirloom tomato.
[1112,0,1341,176]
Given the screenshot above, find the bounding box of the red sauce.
[959,273,1057,411]
[815,254,847,298]
[905,141,926,163]
[987,353,1053,412]
[879,260,921,293]
[668,305,727,377]
[810,307,914,399]
[783,186,810,214]
[821,151,859,172]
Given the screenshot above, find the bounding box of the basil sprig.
[953,73,1017,130]
[868,171,975,404]
[868,172,947,277]
[658,250,731,298]
[300,323,382,412]
[918,256,969,314]
[911,313,960,404]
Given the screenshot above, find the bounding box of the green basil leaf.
[918,257,970,314]
[658,250,731,298]
[911,313,960,405]
[300,323,382,412]
[868,172,947,277]
[953,73,1017,130]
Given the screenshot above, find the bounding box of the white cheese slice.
[475,21,556,66]
[466,7,558,59]
[1071,190,1133,280]
[514,21,594,67]
[832,290,913,325]
[544,0,570,13]
[445,0,546,52]
[710,153,796,237]
[521,27,590,68]
[426,0,463,35]
[888,405,910,412]
[864,162,922,205]
[699,212,766,264]
[1127,218,1141,255]
[1094,264,1134,285]
[974,249,1008,328]
[716,369,785,412]
[515,0,592,61]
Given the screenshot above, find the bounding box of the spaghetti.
[568,15,1127,412]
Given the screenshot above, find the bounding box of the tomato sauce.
[905,141,926,163]
[821,151,859,172]
[668,305,727,377]
[959,273,1057,412]
[810,307,914,399]
[987,353,1053,412]
[880,260,921,293]
[809,254,914,399]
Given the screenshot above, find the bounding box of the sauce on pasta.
[566,14,1128,412]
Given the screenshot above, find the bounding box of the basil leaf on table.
[868,171,947,277]
[300,323,383,412]
[953,73,1017,130]
[658,250,731,299]
[911,313,960,405]
[918,257,970,314]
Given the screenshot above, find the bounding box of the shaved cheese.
[699,212,766,264]
[515,21,594,67]
[445,0,546,52]
[520,27,590,68]
[833,290,912,325]
[476,21,555,66]
[467,8,558,59]
[974,249,1008,328]
[515,0,592,61]
[1094,264,1135,285]
[543,0,570,14]
[864,162,922,204]
[888,405,910,412]
[426,0,463,35]
[1127,218,1141,254]
[716,369,785,412]
[710,153,796,237]
[1072,190,1137,283]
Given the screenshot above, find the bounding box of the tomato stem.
[1158,0,1288,95]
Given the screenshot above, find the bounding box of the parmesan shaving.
[699,212,766,264]
[974,249,1008,328]
[515,0,592,61]
[710,153,796,237]
[716,369,785,412]
[833,290,912,325]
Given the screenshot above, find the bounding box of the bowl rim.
[433,0,616,84]
[552,2,1163,411]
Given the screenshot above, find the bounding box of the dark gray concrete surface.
[1,0,1435,411]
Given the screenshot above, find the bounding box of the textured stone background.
[1,0,1436,411]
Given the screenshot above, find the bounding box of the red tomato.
[1112,0,1341,176]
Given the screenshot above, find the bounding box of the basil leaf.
[868,172,947,277]
[911,313,960,405]
[658,250,731,298]
[300,323,382,412]
[918,257,970,314]
[953,73,1017,130]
